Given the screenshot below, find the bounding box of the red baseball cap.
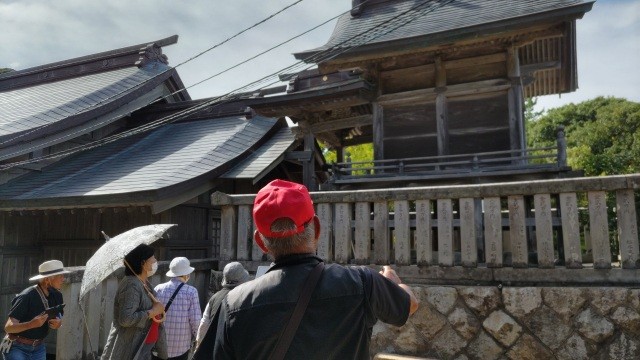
[253,179,315,238]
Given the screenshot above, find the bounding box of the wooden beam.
[377,78,511,106]
[309,114,373,133]
[303,132,317,190]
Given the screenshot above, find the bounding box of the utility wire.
[1,0,452,170]
[0,0,306,147]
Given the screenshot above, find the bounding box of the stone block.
[424,286,458,315]
[503,287,542,320]
[629,289,640,312]
[506,333,554,360]
[556,333,596,360]
[430,325,466,358]
[448,307,480,340]
[524,306,572,350]
[574,308,614,343]
[458,287,501,317]
[607,333,640,360]
[609,306,640,334]
[589,288,628,315]
[542,287,586,321]
[482,310,522,347]
[466,330,504,360]
[410,302,447,340]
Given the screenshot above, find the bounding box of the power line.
[0,0,307,147]
[1,0,452,170]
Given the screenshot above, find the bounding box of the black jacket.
[213,254,410,360]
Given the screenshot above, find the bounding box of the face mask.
[147,261,158,277]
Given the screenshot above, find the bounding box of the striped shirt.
[155,278,202,357]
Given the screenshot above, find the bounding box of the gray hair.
[260,218,315,258]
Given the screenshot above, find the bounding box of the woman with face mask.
[101,244,168,360]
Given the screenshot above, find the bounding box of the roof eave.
[294,2,595,63]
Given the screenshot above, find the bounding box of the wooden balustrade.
[212,174,640,281]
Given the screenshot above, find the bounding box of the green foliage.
[527,96,640,176]
[0,68,13,75]
[323,142,374,175]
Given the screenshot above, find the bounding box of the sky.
[0,0,638,114]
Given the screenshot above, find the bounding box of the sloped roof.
[0,35,189,161]
[295,0,594,61]
[0,114,287,212]
[221,127,297,182]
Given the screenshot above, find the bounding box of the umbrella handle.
[152,311,166,323]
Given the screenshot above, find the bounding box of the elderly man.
[213,179,419,359]
[2,260,69,360]
[192,262,250,359]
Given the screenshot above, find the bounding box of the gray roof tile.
[0,115,279,201]
[296,0,592,59]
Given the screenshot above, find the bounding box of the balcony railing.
[212,174,640,285]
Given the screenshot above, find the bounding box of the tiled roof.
[295,0,593,60]
[0,115,279,205]
[222,127,297,181]
[0,36,188,160]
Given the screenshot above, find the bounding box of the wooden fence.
[212,174,640,285]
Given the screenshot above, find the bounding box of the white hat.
[166,257,194,277]
[29,260,71,281]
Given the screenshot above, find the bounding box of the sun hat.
[166,257,195,277]
[252,179,315,238]
[29,260,71,281]
[222,262,250,286]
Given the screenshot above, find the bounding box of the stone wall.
[371,286,640,360]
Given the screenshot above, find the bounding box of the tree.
[527,96,640,176]
[0,68,13,75]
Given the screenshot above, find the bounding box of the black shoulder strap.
[269,262,324,360]
[165,282,185,312]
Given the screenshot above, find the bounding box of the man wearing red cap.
[213,179,419,359]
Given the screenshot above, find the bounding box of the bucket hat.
[166,257,195,277]
[29,260,71,281]
[222,262,250,286]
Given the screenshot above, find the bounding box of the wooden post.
[220,205,237,261]
[100,277,118,349]
[57,282,83,359]
[507,47,525,157]
[334,203,352,264]
[459,198,477,267]
[303,131,317,190]
[437,199,454,266]
[372,103,384,162]
[508,196,528,267]
[394,200,411,265]
[236,205,252,261]
[484,197,503,267]
[588,191,612,269]
[83,284,101,359]
[355,202,371,264]
[534,194,555,268]
[557,126,568,167]
[415,199,433,266]
[616,189,639,269]
[559,193,583,268]
[316,203,333,262]
[435,57,449,157]
[373,201,390,264]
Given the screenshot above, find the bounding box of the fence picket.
[437,199,454,266]
[394,200,411,265]
[415,199,433,266]
[534,194,555,268]
[588,191,612,269]
[484,197,503,267]
[616,189,639,269]
[334,203,352,263]
[508,196,528,268]
[560,193,582,268]
[355,202,371,264]
[374,201,390,264]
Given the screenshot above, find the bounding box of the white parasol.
[79,224,176,300]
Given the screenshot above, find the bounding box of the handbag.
[268,262,324,360]
[145,282,185,344]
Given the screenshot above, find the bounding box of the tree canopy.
[527,97,640,176]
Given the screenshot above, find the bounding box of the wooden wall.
[0,204,218,333]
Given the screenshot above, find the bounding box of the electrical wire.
[1,0,452,170]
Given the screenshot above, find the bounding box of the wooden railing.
[329,127,570,184]
[212,174,640,284]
